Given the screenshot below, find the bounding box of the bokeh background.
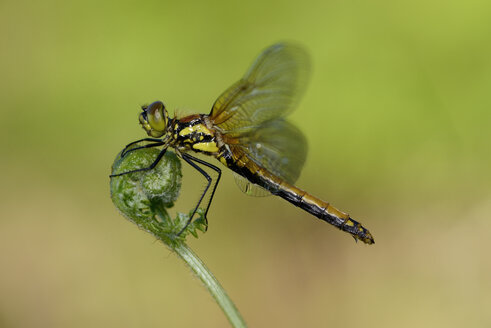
[1,0,490,327]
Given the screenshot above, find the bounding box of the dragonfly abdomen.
[256,169,375,244]
[219,144,375,244]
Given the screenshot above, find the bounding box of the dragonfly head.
[139,101,169,138]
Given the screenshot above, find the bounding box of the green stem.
[172,242,247,328]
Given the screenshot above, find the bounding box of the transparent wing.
[232,172,271,197]
[229,119,308,196]
[209,43,310,136]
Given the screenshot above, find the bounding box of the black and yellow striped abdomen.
[271,179,374,244]
[220,148,375,244]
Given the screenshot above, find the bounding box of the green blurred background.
[1,0,490,327]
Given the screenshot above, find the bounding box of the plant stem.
[173,242,247,328]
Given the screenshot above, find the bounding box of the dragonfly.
[111,43,374,244]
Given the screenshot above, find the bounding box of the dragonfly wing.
[240,119,308,184]
[229,119,308,196]
[232,172,271,197]
[209,43,310,135]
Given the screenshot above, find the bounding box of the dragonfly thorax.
[171,115,221,155]
[139,101,170,138]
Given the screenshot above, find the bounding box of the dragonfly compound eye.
[140,101,168,137]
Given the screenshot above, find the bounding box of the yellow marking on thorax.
[219,156,228,166]
[179,124,213,137]
[192,141,219,153]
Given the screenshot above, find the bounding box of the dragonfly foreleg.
[120,138,163,158]
[110,147,168,177]
[120,141,165,158]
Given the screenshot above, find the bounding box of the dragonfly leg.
[177,153,221,235]
[121,141,165,158]
[120,138,163,158]
[110,147,167,177]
